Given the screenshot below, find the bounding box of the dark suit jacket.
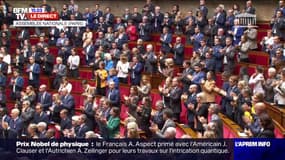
[20,107,35,126]
[61,94,75,115]
[13,54,25,71]
[32,112,49,124]
[83,102,95,130]
[156,119,176,138]
[84,44,95,64]
[169,87,183,114]
[256,129,275,138]
[104,13,115,27]
[130,62,144,85]
[152,13,164,32]
[38,92,52,111]
[28,51,43,64]
[7,117,23,138]
[17,29,30,41]
[42,53,54,75]
[185,93,197,123]
[27,63,41,82]
[60,117,72,131]
[0,61,8,75]
[172,43,184,65]
[144,52,157,73]
[215,12,226,28]
[160,33,172,53]
[76,124,90,138]
[116,33,128,49]
[0,115,11,138]
[48,27,60,45]
[138,23,152,41]
[107,88,120,107]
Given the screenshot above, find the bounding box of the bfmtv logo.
[13,8,45,20]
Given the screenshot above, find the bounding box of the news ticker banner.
[12,7,86,27]
[1,139,285,160]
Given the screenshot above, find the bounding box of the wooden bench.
[219,113,242,138]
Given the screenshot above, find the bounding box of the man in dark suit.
[131,7,142,27]
[138,16,152,41]
[130,56,144,85]
[75,114,91,138]
[153,100,165,129]
[191,27,204,51]
[214,5,226,29]
[150,108,176,138]
[37,122,47,138]
[172,36,184,66]
[104,7,114,27]
[83,39,95,65]
[169,77,183,122]
[221,37,236,74]
[245,0,256,14]
[197,39,210,59]
[32,103,49,124]
[59,109,72,133]
[2,108,23,138]
[213,37,224,72]
[28,45,42,64]
[60,88,75,116]
[80,94,95,130]
[203,18,218,46]
[38,85,52,111]
[204,52,216,72]
[152,6,164,33]
[222,75,240,120]
[10,70,24,101]
[16,28,30,45]
[93,4,103,24]
[271,10,285,40]
[0,54,8,76]
[198,0,208,18]
[184,84,198,129]
[144,44,157,73]
[107,81,120,107]
[122,8,132,24]
[0,71,6,89]
[41,47,54,76]
[52,57,67,89]
[0,107,11,138]
[160,27,172,54]
[20,100,35,134]
[48,26,60,46]
[26,56,41,89]
[179,60,193,92]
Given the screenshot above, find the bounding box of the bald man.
[38,84,52,111]
[246,102,267,137]
[2,108,23,138]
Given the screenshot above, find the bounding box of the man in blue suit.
[228,19,244,45]
[107,81,120,107]
[83,39,95,65]
[190,64,206,86]
[32,103,49,124]
[0,54,8,76]
[0,70,6,89]
[93,4,103,24]
[2,108,23,138]
[60,88,75,116]
[38,84,52,111]
[214,5,226,29]
[27,56,41,89]
[130,56,144,85]
[160,27,172,54]
[59,109,72,134]
[83,8,95,29]
[80,94,95,130]
[75,114,91,138]
[172,37,184,66]
[190,27,204,51]
[184,84,199,130]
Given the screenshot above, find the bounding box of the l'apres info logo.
[235,140,271,147]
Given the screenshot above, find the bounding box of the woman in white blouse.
[0,46,11,74]
[67,48,80,78]
[116,54,129,83]
[58,77,72,93]
[249,66,265,95]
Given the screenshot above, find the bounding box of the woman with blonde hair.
[82,27,93,47]
[201,71,216,104]
[159,58,174,77]
[138,75,151,98]
[116,54,129,83]
[21,85,37,107]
